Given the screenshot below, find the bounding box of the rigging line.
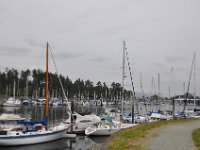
[182,53,195,113]
[125,46,136,124]
[125,51,136,98]
[48,45,71,113]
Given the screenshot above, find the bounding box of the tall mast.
[45,42,49,118]
[13,79,15,101]
[140,73,144,98]
[121,41,126,121]
[193,52,196,107]
[158,73,160,110]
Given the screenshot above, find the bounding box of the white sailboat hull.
[0,129,67,146]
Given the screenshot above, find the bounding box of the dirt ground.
[145,120,200,150]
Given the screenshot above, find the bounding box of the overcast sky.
[0,0,200,97]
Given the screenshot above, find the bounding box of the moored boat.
[85,117,121,136]
[64,112,101,133]
[0,42,69,146]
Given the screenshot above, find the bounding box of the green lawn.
[106,119,197,150]
[192,128,200,150]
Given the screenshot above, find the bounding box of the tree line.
[0,68,132,100]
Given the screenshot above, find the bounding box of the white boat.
[104,108,121,120]
[62,100,71,106]
[89,99,103,106]
[0,113,25,121]
[22,98,31,105]
[81,100,90,106]
[124,101,131,105]
[85,117,121,136]
[123,113,149,124]
[107,101,115,105]
[64,112,101,133]
[0,43,69,146]
[3,97,21,107]
[149,112,173,122]
[3,80,21,107]
[0,122,67,146]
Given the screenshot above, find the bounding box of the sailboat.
[85,42,137,136]
[3,79,21,107]
[0,42,69,146]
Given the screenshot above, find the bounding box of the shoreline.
[102,119,200,150]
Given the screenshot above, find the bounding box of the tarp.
[18,118,48,126]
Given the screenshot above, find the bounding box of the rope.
[125,46,136,123]
[182,53,195,113]
[48,44,71,113]
[125,51,136,99]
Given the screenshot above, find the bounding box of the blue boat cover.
[18,118,48,126]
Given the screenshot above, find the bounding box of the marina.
[0,101,200,149]
[0,1,200,150]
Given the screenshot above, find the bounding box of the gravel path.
[147,120,200,150]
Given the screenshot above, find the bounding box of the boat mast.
[121,41,125,122]
[158,73,160,110]
[193,52,196,107]
[45,42,49,118]
[182,53,195,113]
[13,79,15,102]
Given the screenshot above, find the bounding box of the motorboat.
[85,117,121,136]
[64,112,101,133]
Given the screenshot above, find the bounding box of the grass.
[192,128,200,150]
[106,119,198,150]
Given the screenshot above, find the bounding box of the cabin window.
[16,133,19,135]
[73,115,77,120]
[0,131,7,135]
[35,126,42,130]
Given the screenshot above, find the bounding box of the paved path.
[147,120,200,150]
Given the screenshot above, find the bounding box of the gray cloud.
[25,39,44,48]
[165,55,187,63]
[0,47,29,56]
[89,57,111,62]
[54,52,84,60]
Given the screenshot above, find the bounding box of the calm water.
[0,105,108,150]
[0,102,199,150]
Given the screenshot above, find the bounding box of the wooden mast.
[45,42,49,118]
